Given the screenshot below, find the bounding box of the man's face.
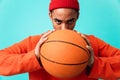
[49,8,79,30]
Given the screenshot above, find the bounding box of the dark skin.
[49,8,79,30]
[35,8,94,67]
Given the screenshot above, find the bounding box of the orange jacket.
[0,35,120,80]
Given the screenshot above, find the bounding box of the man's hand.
[35,30,54,59]
[81,34,94,67]
[73,30,94,67]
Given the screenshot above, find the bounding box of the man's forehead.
[51,12,77,19]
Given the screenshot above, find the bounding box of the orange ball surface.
[40,30,90,78]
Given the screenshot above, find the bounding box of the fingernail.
[81,34,84,36]
[86,45,89,48]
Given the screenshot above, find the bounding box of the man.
[0,0,120,80]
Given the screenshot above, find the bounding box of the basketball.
[40,30,90,78]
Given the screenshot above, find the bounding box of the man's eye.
[55,20,61,25]
[67,20,74,24]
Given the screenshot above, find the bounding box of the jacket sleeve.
[0,36,41,76]
[88,36,120,79]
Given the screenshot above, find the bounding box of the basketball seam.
[40,53,88,65]
[46,40,89,54]
[40,40,89,65]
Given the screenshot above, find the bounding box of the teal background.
[0,0,120,80]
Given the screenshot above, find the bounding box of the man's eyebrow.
[67,18,75,22]
[54,18,62,22]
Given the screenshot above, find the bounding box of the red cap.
[49,0,79,11]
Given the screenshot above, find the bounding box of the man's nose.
[61,23,69,29]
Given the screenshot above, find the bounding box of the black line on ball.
[46,40,88,54]
[40,40,89,65]
[40,53,88,65]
